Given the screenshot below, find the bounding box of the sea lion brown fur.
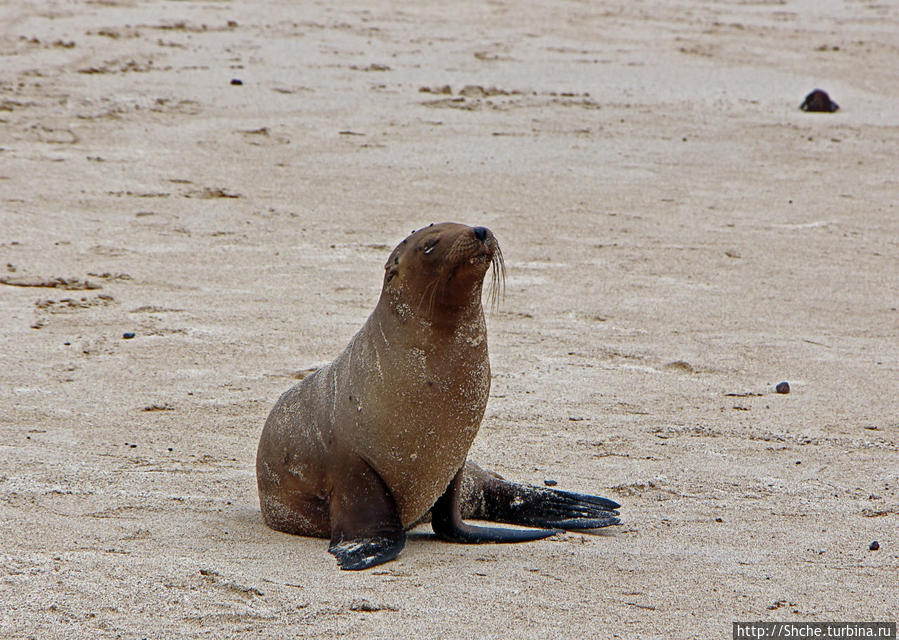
[256,223,619,570]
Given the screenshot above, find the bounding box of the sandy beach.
[1,1,897,638]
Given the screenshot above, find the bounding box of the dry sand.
[1,1,897,638]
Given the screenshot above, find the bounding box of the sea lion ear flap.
[384,248,400,271]
[385,236,408,270]
[384,249,400,284]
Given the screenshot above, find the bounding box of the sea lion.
[256,222,620,570]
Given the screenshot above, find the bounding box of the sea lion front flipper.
[460,462,621,530]
[432,468,561,543]
[328,457,406,571]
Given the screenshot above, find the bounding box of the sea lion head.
[383,222,504,321]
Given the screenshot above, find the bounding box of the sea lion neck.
[377,284,486,335]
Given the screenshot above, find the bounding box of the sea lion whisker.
[415,276,435,311]
[416,282,430,314]
[487,243,505,311]
[418,278,439,317]
[427,278,443,317]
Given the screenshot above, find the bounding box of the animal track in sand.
[419,84,599,112]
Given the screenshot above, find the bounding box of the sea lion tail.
[459,462,621,530]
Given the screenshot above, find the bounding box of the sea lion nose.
[472,226,488,242]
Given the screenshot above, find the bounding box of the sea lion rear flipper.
[432,468,561,543]
[328,457,406,570]
[460,462,621,530]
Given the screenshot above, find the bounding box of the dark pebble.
[168,447,173,452]
[230,78,243,85]
[776,381,790,394]
[543,479,558,487]
[715,517,723,523]
[123,332,135,339]
[869,541,879,551]
[800,89,839,113]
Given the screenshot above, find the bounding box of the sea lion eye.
[423,239,439,255]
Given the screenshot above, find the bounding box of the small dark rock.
[776,381,790,394]
[800,89,839,113]
[543,479,558,487]
[715,517,723,523]
[869,541,879,551]
[122,332,136,339]
[230,78,243,86]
